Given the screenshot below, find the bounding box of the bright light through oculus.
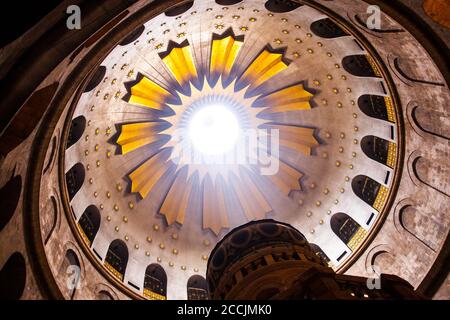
[188,104,240,156]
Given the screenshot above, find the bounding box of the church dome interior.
[0,0,449,301]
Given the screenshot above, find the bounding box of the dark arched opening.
[143,264,167,300]
[311,18,348,38]
[105,240,128,281]
[78,205,101,246]
[343,55,380,77]
[66,115,86,149]
[65,163,85,201]
[187,275,209,300]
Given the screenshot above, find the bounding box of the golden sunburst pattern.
[116,29,319,235]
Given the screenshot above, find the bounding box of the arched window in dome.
[77,205,101,247]
[0,175,21,232]
[66,115,86,149]
[187,275,209,300]
[352,175,388,212]
[104,240,128,281]
[361,136,396,168]
[0,252,26,300]
[119,25,144,46]
[342,55,381,78]
[311,18,348,38]
[330,213,366,251]
[84,66,106,92]
[265,0,302,13]
[216,0,243,5]
[358,94,394,122]
[143,264,167,300]
[310,243,331,265]
[165,1,194,16]
[65,163,85,201]
[59,249,81,300]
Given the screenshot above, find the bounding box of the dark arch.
[0,252,26,300]
[342,55,380,78]
[66,115,86,149]
[84,66,106,92]
[105,240,128,281]
[216,0,243,5]
[413,156,450,197]
[119,25,145,46]
[265,0,302,13]
[412,106,450,140]
[358,95,391,122]
[65,163,85,201]
[330,213,361,245]
[310,243,331,264]
[165,1,194,17]
[144,264,167,299]
[78,205,101,246]
[0,175,22,232]
[59,249,81,300]
[187,275,209,300]
[310,18,348,38]
[352,175,381,207]
[43,196,58,245]
[361,135,391,167]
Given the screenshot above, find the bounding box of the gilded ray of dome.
[116,33,318,235]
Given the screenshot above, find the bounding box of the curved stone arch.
[406,150,423,188]
[398,205,439,252]
[43,195,59,245]
[392,197,416,234]
[364,244,398,276]
[364,244,396,275]
[393,199,447,253]
[387,54,445,87]
[94,283,120,300]
[406,101,450,142]
[43,130,60,175]
[412,156,450,197]
[61,241,86,281]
